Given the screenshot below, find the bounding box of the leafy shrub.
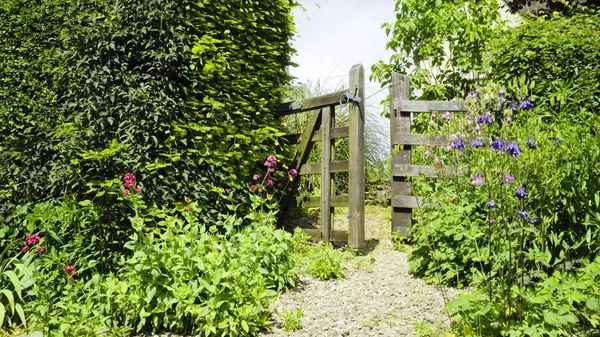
[410,83,600,335]
[298,243,349,281]
[0,0,297,228]
[281,306,303,332]
[486,13,600,114]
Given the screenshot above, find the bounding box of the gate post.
[390,73,413,235]
[348,64,365,249]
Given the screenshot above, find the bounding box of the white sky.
[289,0,395,98]
[288,0,396,147]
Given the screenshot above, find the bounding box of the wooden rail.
[389,74,466,236]
[278,64,365,249]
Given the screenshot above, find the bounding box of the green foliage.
[281,306,303,332]
[409,82,600,336]
[1,186,300,335]
[294,242,349,281]
[371,0,504,103]
[486,13,600,114]
[502,0,599,16]
[0,0,297,229]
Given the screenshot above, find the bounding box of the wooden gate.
[277,64,365,250]
[389,73,466,235]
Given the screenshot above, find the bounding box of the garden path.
[261,206,464,337]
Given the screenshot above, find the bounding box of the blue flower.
[556,138,563,144]
[519,210,529,219]
[527,136,536,150]
[471,139,485,148]
[485,111,493,124]
[491,137,504,151]
[528,218,539,224]
[451,139,465,151]
[515,187,528,199]
[486,200,498,209]
[519,100,534,110]
[505,141,522,155]
[476,115,485,124]
[508,101,517,110]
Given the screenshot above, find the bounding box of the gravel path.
[261,206,464,337]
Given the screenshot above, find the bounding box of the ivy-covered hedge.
[486,13,600,113]
[0,0,296,222]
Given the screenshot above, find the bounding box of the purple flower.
[471,139,485,148]
[347,214,353,220]
[485,111,493,125]
[467,91,477,99]
[471,173,484,186]
[522,180,528,187]
[528,218,539,224]
[486,200,497,209]
[515,187,528,199]
[505,141,521,155]
[503,174,515,185]
[442,112,452,120]
[508,101,517,110]
[498,88,505,105]
[288,168,298,178]
[519,100,534,110]
[527,136,536,150]
[429,118,437,126]
[506,115,512,123]
[491,137,504,151]
[556,138,563,144]
[424,150,432,157]
[519,210,529,219]
[451,139,465,151]
[476,115,485,125]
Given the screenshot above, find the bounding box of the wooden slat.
[299,161,349,175]
[301,229,348,242]
[348,64,366,250]
[288,195,349,208]
[279,109,322,222]
[393,195,423,209]
[321,105,332,243]
[398,100,465,113]
[392,133,448,147]
[393,164,464,178]
[390,73,413,235]
[276,89,348,115]
[283,127,350,145]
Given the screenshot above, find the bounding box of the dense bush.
[410,83,600,336]
[1,175,302,335]
[486,13,600,114]
[0,0,296,226]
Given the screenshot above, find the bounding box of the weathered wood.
[276,89,348,115]
[279,109,322,221]
[321,105,332,243]
[299,161,349,175]
[399,100,465,113]
[329,108,337,236]
[348,64,365,250]
[390,73,413,234]
[392,133,448,147]
[288,195,349,208]
[301,229,348,242]
[393,195,424,209]
[281,126,350,145]
[393,164,464,178]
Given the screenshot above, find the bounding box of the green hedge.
[486,13,600,113]
[0,0,296,222]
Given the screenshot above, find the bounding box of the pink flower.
[503,174,515,185]
[38,246,46,253]
[135,188,143,194]
[269,168,275,173]
[489,218,496,225]
[226,189,232,194]
[185,196,191,202]
[287,187,292,191]
[288,168,298,178]
[471,173,484,186]
[187,207,194,212]
[123,190,129,196]
[64,265,76,275]
[26,234,40,246]
[253,174,260,180]
[267,179,274,187]
[267,194,273,199]
[21,246,29,253]
[258,184,264,190]
[264,155,277,167]
[277,183,283,188]
[123,173,136,182]
[451,197,457,204]
[124,180,135,189]
[249,185,257,192]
